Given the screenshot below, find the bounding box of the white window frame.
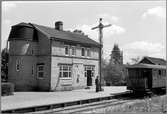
[16,59,20,71]
[65,45,70,56]
[84,65,95,77]
[84,67,87,77]
[81,47,85,57]
[71,46,76,56]
[59,64,72,78]
[37,65,44,79]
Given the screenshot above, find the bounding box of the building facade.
[8,21,100,91]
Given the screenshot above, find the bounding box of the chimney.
[55,21,63,30]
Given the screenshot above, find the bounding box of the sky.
[1,1,166,64]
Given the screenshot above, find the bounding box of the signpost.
[92,18,112,91]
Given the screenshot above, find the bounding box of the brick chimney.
[55,21,63,30]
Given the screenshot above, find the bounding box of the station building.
[8,21,100,91]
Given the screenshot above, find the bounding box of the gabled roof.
[126,63,166,69]
[139,56,166,65]
[10,22,100,47]
[14,22,33,28]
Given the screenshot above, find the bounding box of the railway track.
[31,99,131,114]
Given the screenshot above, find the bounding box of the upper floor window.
[65,45,69,55]
[87,48,91,57]
[81,47,85,56]
[59,64,72,78]
[71,46,76,56]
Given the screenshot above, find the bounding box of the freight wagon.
[126,64,166,93]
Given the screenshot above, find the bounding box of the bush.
[1,82,14,96]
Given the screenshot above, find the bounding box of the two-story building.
[8,21,100,91]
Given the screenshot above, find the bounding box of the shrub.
[1,82,14,96]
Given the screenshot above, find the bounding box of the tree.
[103,63,125,86]
[1,48,9,82]
[131,56,140,64]
[101,58,108,85]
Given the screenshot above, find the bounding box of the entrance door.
[143,69,152,89]
[147,69,152,89]
[87,70,92,86]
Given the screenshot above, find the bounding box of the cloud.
[1,19,13,50]
[4,19,11,25]
[123,41,164,52]
[2,2,17,12]
[71,23,125,42]
[97,13,119,23]
[142,6,166,19]
[123,41,166,63]
[108,24,125,35]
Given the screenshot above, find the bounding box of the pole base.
[99,86,104,91]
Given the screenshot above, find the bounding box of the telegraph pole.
[92,18,112,91]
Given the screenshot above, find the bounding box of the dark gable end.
[139,58,154,64]
[139,56,166,65]
[8,22,38,41]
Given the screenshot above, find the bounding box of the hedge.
[1,82,14,96]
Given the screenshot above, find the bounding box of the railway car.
[126,63,166,93]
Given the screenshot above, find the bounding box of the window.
[162,70,165,76]
[81,47,85,56]
[87,48,91,57]
[84,67,87,77]
[91,67,95,77]
[32,65,34,75]
[16,59,20,71]
[37,65,44,78]
[59,65,72,78]
[65,45,69,55]
[31,49,34,55]
[71,46,76,56]
[158,70,161,75]
[164,70,166,75]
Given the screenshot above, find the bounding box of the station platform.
[2,86,127,112]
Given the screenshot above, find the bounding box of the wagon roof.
[139,56,166,65]
[126,63,166,69]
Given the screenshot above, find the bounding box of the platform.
[1,86,127,112]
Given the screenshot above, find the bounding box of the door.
[87,70,92,86]
[147,69,152,89]
[143,69,152,89]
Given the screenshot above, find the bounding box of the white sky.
[1,1,166,64]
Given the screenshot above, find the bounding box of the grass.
[84,95,167,113]
[111,95,167,112]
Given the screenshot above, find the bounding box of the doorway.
[87,70,92,86]
[143,69,152,89]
